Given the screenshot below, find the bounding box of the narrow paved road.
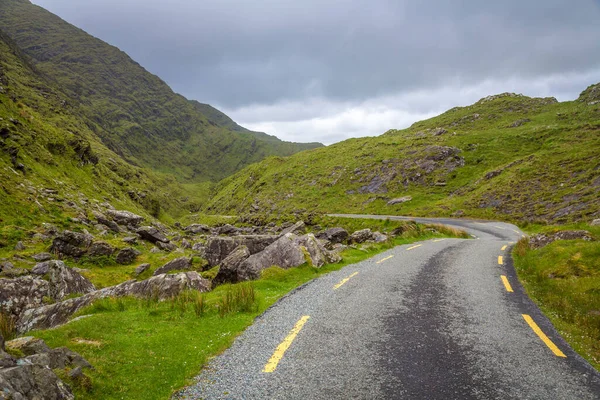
[176,216,600,399]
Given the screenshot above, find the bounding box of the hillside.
[207,86,600,224]
[0,0,322,182]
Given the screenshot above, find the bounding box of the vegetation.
[207,90,600,225]
[514,224,600,369]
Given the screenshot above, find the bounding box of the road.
[176,216,600,399]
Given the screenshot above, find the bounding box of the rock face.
[115,247,141,265]
[205,235,278,266]
[88,241,115,257]
[213,245,251,284]
[46,260,96,301]
[106,209,144,227]
[236,233,306,281]
[153,257,191,276]
[349,229,374,243]
[316,227,348,244]
[50,230,94,257]
[528,230,594,249]
[0,276,49,315]
[136,226,169,244]
[134,263,151,276]
[387,196,412,205]
[16,272,211,333]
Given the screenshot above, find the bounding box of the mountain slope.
[207,87,600,224]
[0,0,322,182]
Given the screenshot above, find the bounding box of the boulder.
[92,212,121,233]
[46,260,95,301]
[0,276,49,315]
[213,245,251,284]
[14,241,25,251]
[32,253,52,262]
[214,224,241,236]
[5,337,50,356]
[21,347,91,370]
[156,241,177,252]
[0,333,16,369]
[529,230,594,249]
[87,241,115,257]
[295,234,327,267]
[279,221,305,236]
[31,261,53,275]
[205,235,278,266]
[591,219,600,226]
[387,196,412,205]
[134,263,151,277]
[115,247,141,265]
[136,226,169,244]
[316,227,348,244]
[122,236,138,245]
[153,257,191,276]
[0,364,75,400]
[0,261,14,273]
[50,230,94,258]
[181,239,192,249]
[349,229,374,244]
[106,209,144,227]
[237,233,306,281]
[185,224,211,234]
[372,231,389,243]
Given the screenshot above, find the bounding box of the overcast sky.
[32,0,600,144]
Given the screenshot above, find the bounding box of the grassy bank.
[30,222,465,399]
[513,224,600,370]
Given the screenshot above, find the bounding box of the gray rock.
[181,239,192,249]
[387,196,412,205]
[237,233,306,281]
[295,234,327,267]
[279,221,306,236]
[214,224,241,236]
[32,261,53,275]
[136,226,169,244]
[5,337,50,356]
[115,247,141,265]
[372,231,389,243]
[316,227,349,244]
[0,364,74,399]
[122,236,138,245]
[87,241,115,257]
[349,229,374,244]
[106,209,144,227]
[205,235,278,266]
[214,245,251,284]
[14,241,25,251]
[529,230,594,250]
[32,253,52,262]
[432,127,447,136]
[50,230,94,258]
[156,241,177,252]
[134,263,151,277]
[0,276,49,315]
[185,224,211,234]
[591,219,600,226]
[93,211,121,232]
[153,257,191,276]
[0,261,15,273]
[47,260,95,301]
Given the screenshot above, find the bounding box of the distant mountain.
[207,87,600,224]
[0,0,322,183]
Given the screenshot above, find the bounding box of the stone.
[134,263,151,277]
[279,221,305,236]
[214,224,241,236]
[236,233,306,281]
[316,227,349,244]
[387,196,412,205]
[431,127,447,136]
[156,241,177,252]
[50,230,94,258]
[181,239,192,249]
[115,247,141,265]
[591,219,600,226]
[372,231,389,243]
[32,253,52,262]
[529,230,594,250]
[6,337,50,356]
[14,241,25,251]
[87,241,115,257]
[205,235,278,266]
[106,209,144,227]
[136,226,169,243]
[46,261,96,301]
[295,234,327,267]
[0,261,15,273]
[0,364,75,399]
[349,229,374,244]
[153,257,191,276]
[214,245,251,284]
[31,261,52,275]
[185,224,211,234]
[92,211,121,232]
[0,276,49,315]
[122,236,138,245]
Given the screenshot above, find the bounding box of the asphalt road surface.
[176,215,600,399]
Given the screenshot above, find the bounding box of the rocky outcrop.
[93,212,121,232]
[294,234,340,267]
[185,224,211,234]
[528,230,594,249]
[115,247,141,265]
[213,245,251,284]
[591,219,600,226]
[153,257,191,276]
[32,252,52,262]
[349,229,374,243]
[50,230,94,258]
[279,221,305,236]
[106,209,144,227]
[0,276,49,315]
[87,241,115,257]
[46,260,95,300]
[205,235,278,266]
[136,226,169,244]
[134,263,151,277]
[316,227,348,244]
[16,272,211,333]
[387,196,412,205]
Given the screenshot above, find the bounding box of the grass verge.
[513,224,600,370]
[29,222,465,399]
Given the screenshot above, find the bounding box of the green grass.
[513,224,600,370]
[30,226,464,399]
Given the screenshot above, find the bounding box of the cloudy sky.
[33,0,600,144]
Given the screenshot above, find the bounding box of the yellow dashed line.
[522,314,566,358]
[407,244,422,251]
[333,272,359,290]
[433,239,445,242]
[263,316,311,373]
[498,256,503,265]
[376,255,394,264]
[494,226,506,230]
[500,275,513,292]
[501,245,507,251]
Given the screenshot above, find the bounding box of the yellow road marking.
[522,314,566,358]
[263,316,311,373]
[333,271,359,289]
[511,229,520,234]
[494,226,506,230]
[376,255,394,264]
[501,245,507,251]
[407,244,422,251]
[500,275,513,292]
[433,239,445,242]
[498,256,503,265]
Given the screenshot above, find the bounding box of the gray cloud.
[31,0,600,143]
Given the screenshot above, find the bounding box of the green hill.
[206,88,600,224]
[0,0,322,183]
